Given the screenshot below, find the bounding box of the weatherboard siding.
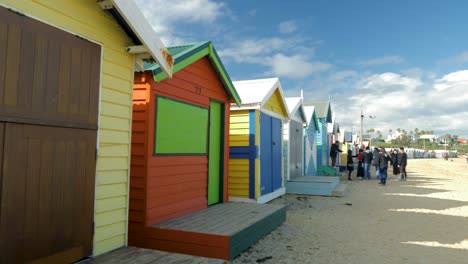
[264,89,288,117]
[131,57,231,226]
[228,111,250,197]
[1,0,136,256]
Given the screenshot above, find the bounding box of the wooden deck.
[83,246,224,264]
[286,176,345,196]
[128,202,286,260]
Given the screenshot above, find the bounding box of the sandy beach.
[231,158,468,264]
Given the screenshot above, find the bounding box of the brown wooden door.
[0,123,97,264]
[0,6,101,264]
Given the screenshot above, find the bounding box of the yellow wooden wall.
[264,89,288,117]
[228,111,250,198]
[2,0,135,256]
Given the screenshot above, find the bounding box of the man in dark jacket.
[362,146,373,180]
[330,141,343,166]
[398,147,408,181]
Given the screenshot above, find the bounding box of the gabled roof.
[285,97,307,123]
[333,122,340,134]
[306,101,332,123]
[232,77,290,119]
[304,106,320,130]
[140,41,241,106]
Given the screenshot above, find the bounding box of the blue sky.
[135,0,468,138]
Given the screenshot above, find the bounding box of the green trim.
[207,43,242,106]
[154,45,210,81]
[208,101,222,205]
[146,41,242,106]
[154,96,209,155]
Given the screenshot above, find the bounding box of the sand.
[231,158,468,264]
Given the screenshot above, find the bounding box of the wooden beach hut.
[129,42,285,260]
[229,78,290,203]
[303,106,320,176]
[307,101,332,169]
[285,103,345,196]
[283,97,307,181]
[0,1,173,263]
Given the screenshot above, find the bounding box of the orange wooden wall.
[130,57,232,226]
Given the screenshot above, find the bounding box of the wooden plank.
[146,197,207,224]
[151,155,207,167]
[4,21,21,106]
[103,87,133,107]
[0,21,7,103]
[17,25,35,110]
[95,209,127,228]
[147,164,207,178]
[0,124,97,263]
[90,247,168,264]
[57,43,71,115]
[94,235,126,257]
[96,170,129,185]
[87,247,136,264]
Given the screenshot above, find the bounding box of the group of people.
[330,141,408,186]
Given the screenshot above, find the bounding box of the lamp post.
[359,108,376,147]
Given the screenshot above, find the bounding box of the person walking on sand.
[391,149,400,178]
[356,148,364,179]
[398,147,408,181]
[373,147,380,180]
[346,149,356,181]
[362,146,373,180]
[378,147,391,185]
[330,140,343,167]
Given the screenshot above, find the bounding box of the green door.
[208,101,223,205]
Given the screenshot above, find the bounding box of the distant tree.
[376,130,383,140]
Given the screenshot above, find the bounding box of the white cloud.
[265,54,332,79]
[357,72,423,92]
[278,20,297,34]
[134,0,226,45]
[358,55,405,66]
[433,70,468,92]
[451,51,468,64]
[218,39,283,64]
[322,70,468,138]
[218,37,309,64]
[248,9,258,17]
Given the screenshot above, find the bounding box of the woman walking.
[357,148,364,179]
[390,149,400,178]
[346,149,356,181]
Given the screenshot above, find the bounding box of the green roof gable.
[139,41,241,106]
[306,101,332,123]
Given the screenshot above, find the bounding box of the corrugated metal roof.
[306,101,330,119]
[285,97,301,114]
[285,97,306,123]
[232,78,280,105]
[137,41,241,106]
[141,42,207,72]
